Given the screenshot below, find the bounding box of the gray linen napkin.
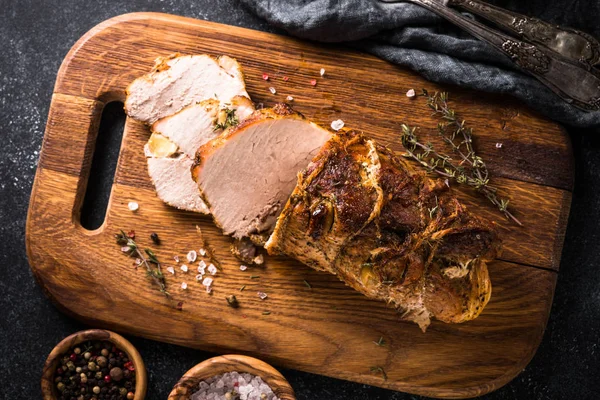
[239,0,600,127]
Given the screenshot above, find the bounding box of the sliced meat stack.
[192,104,332,242]
[124,54,254,213]
[266,130,501,330]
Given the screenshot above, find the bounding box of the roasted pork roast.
[266,130,501,330]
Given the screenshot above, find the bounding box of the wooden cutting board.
[26,13,573,398]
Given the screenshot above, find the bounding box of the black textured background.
[1,1,599,399]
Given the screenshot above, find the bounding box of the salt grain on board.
[128,201,139,211]
[167,266,175,275]
[187,250,197,262]
[240,265,248,271]
[181,282,188,290]
[208,264,218,275]
[181,264,189,273]
[199,248,207,256]
[331,119,345,131]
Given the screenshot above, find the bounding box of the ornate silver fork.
[379,0,600,111]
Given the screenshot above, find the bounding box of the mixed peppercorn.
[53,341,136,400]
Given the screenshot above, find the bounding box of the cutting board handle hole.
[80,101,126,231]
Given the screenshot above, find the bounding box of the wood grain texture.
[168,355,295,400]
[41,329,147,400]
[26,13,572,398]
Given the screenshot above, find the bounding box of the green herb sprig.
[400,90,522,226]
[214,108,238,131]
[115,230,169,297]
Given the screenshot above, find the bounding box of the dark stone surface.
[1,1,599,399]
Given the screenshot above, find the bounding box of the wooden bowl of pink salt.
[168,355,295,400]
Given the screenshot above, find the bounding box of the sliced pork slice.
[151,96,254,158]
[125,54,249,124]
[146,155,209,213]
[191,104,332,241]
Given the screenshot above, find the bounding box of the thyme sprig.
[116,230,170,297]
[400,90,522,226]
[214,107,238,131]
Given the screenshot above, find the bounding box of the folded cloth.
[240,0,600,127]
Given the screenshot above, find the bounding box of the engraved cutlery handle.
[448,0,600,68]
[378,0,600,110]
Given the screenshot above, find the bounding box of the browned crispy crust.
[266,130,501,330]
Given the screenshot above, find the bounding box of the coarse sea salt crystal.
[206,286,212,294]
[187,250,197,262]
[191,371,279,400]
[331,119,344,131]
[181,264,189,273]
[128,201,139,211]
[121,246,130,253]
[202,277,213,287]
[199,248,207,256]
[240,265,248,271]
[208,264,217,275]
[167,266,175,275]
[198,260,207,270]
[269,87,277,94]
[181,282,188,290]
[174,255,180,263]
[257,291,268,300]
[286,95,294,101]
[320,67,326,76]
[195,274,203,281]
[406,88,416,98]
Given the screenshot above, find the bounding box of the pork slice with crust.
[125,54,249,125]
[191,104,332,242]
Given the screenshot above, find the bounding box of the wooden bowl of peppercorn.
[41,329,147,400]
[168,354,295,400]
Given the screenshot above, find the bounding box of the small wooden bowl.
[41,329,147,400]
[168,354,295,400]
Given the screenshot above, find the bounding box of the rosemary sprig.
[214,108,238,131]
[115,230,169,297]
[303,279,312,289]
[400,90,522,226]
